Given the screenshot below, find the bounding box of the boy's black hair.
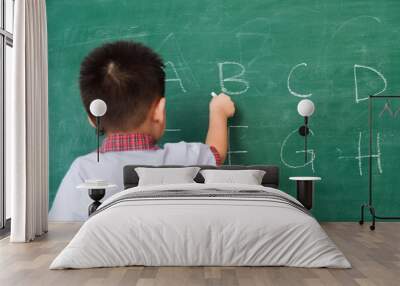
[79,41,165,132]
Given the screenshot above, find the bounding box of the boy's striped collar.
[99,133,159,153]
[99,132,222,166]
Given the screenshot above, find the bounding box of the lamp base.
[88,188,106,216]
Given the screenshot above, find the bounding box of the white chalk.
[211,92,218,97]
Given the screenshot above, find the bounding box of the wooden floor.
[0,223,399,286]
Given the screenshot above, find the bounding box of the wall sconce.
[297,99,315,163]
[89,99,107,162]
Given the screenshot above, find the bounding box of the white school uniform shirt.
[49,136,218,222]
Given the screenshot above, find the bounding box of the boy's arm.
[205,93,235,164]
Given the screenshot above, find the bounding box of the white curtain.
[8,0,49,242]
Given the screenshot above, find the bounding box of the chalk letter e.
[354,64,387,103]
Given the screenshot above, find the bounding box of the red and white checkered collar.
[99,133,159,153]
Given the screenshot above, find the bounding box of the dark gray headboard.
[123,165,279,189]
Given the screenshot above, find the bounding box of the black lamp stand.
[359,95,400,230]
[96,117,100,162]
[298,116,310,163]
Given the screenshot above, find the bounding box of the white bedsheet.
[50,183,351,269]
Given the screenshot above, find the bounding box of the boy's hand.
[209,93,235,119]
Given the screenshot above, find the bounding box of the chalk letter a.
[165,61,186,93]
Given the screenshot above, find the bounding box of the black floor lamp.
[359,95,400,230]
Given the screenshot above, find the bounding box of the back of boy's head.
[79,41,165,132]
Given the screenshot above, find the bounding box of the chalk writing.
[287,63,312,98]
[379,100,400,118]
[338,132,382,176]
[158,32,200,88]
[331,16,381,41]
[228,125,249,165]
[164,61,187,93]
[235,17,271,65]
[354,64,387,103]
[218,62,249,95]
[280,128,316,172]
[379,100,394,118]
[165,128,182,132]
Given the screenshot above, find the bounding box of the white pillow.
[200,169,266,185]
[135,167,200,186]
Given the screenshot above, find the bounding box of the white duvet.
[50,183,351,269]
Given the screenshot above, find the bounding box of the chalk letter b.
[218,62,249,95]
[354,64,387,103]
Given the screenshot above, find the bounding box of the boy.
[49,41,235,221]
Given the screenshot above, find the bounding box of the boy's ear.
[153,97,166,122]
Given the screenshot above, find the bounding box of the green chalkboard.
[47,0,400,221]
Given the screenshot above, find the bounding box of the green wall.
[47,0,400,221]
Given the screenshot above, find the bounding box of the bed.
[50,165,350,269]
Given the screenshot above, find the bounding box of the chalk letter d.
[354,64,387,103]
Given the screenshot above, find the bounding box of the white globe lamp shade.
[90,99,107,117]
[297,99,315,117]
